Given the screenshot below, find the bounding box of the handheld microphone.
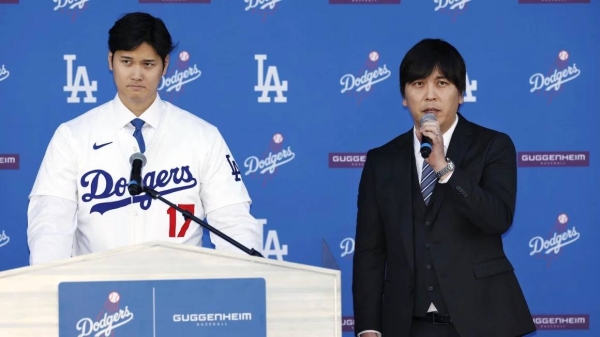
[419,113,437,159]
[128,152,147,196]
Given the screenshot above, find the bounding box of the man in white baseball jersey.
[27,12,262,265]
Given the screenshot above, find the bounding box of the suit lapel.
[391,131,415,273]
[426,113,474,223]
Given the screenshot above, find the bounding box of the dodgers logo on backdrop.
[75,291,135,337]
[0,154,19,170]
[0,230,10,248]
[329,0,400,4]
[434,0,471,11]
[257,218,289,261]
[0,64,9,82]
[158,50,202,99]
[529,213,581,267]
[340,237,355,257]
[254,54,288,103]
[245,0,282,22]
[64,54,97,103]
[244,133,295,185]
[434,0,472,22]
[340,51,391,104]
[529,50,581,103]
[53,0,89,11]
[80,166,198,214]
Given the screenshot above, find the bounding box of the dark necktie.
[421,161,437,205]
[131,118,145,153]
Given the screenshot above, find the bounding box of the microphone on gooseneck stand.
[133,156,264,258]
[128,152,147,196]
[419,113,437,159]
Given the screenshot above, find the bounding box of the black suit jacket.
[352,114,536,337]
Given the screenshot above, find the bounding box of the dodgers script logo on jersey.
[80,166,198,215]
[64,54,97,103]
[254,54,288,103]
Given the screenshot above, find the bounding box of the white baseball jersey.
[28,93,260,262]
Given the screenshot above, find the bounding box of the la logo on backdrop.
[64,54,98,104]
[158,50,202,101]
[254,54,288,103]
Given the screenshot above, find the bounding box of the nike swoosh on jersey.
[93,142,113,150]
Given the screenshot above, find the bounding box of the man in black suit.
[352,38,536,337]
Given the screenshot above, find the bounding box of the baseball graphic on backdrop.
[369,51,379,62]
[558,50,568,61]
[179,51,189,62]
[108,291,120,303]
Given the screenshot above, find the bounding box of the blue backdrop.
[0,0,598,335]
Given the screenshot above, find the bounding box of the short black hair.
[399,38,466,98]
[108,12,177,66]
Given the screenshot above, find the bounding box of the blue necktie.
[421,161,437,205]
[131,118,145,153]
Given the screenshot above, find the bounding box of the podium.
[0,241,342,336]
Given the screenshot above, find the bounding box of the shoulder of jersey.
[57,100,113,133]
[163,101,221,136]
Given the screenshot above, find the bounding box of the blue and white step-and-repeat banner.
[0,1,598,336]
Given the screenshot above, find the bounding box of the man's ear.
[162,54,170,76]
[108,51,113,71]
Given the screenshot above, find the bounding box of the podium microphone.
[128,152,147,196]
[135,155,264,258]
[420,113,437,159]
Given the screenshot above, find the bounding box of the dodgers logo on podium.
[58,278,266,336]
